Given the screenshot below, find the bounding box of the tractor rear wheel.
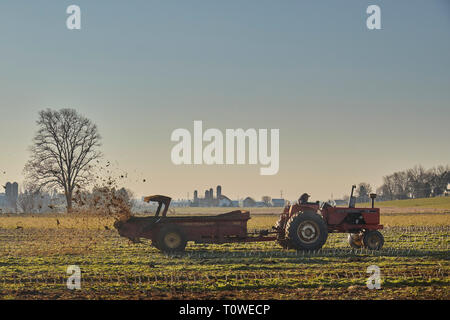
[156,225,187,253]
[286,212,328,251]
[152,239,160,250]
[348,233,363,249]
[363,230,384,250]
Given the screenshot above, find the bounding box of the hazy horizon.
[1,1,449,202]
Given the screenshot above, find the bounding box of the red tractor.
[275,185,384,251]
[114,186,384,253]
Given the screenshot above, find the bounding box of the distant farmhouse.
[271,198,286,207]
[191,185,233,207]
[230,200,239,207]
[243,197,286,207]
[445,183,450,197]
[0,182,67,214]
[190,185,286,208]
[243,197,256,207]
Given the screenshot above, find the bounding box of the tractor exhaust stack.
[349,185,357,208]
[370,193,377,208]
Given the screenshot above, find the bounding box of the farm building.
[191,185,235,207]
[243,197,256,207]
[218,195,233,207]
[271,198,285,207]
[0,182,19,212]
[0,193,6,209]
[254,201,269,207]
[230,200,239,207]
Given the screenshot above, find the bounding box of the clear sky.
[0,0,449,201]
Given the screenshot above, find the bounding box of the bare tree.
[17,190,37,213]
[261,196,271,206]
[356,183,372,203]
[429,165,449,196]
[379,175,395,200]
[24,109,102,212]
[391,171,409,199]
[407,165,431,198]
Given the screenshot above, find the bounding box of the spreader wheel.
[156,225,187,253]
[363,230,384,250]
[348,233,363,249]
[285,212,328,251]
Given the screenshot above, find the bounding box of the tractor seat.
[301,201,320,205]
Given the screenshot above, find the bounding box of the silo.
[12,182,18,201]
[217,185,222,198]
[194,190,198,201]
[209,188,214,199]
[205,190,209,199]
[5,182,11,198]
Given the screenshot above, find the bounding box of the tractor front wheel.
[286,212,328,251]
[363,230,384,250]
[156,225,187,253]
[348,233,363,249]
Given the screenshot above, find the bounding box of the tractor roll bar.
[143,195,172,217]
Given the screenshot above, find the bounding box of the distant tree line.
[8,184,134,215]
[15,184,66,214]
[377,165,449,200]
[352,165,450,202]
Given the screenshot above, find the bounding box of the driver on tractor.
[299,193,311,204]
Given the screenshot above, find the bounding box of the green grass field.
[360,196,450,210]
[0,199,448,300]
